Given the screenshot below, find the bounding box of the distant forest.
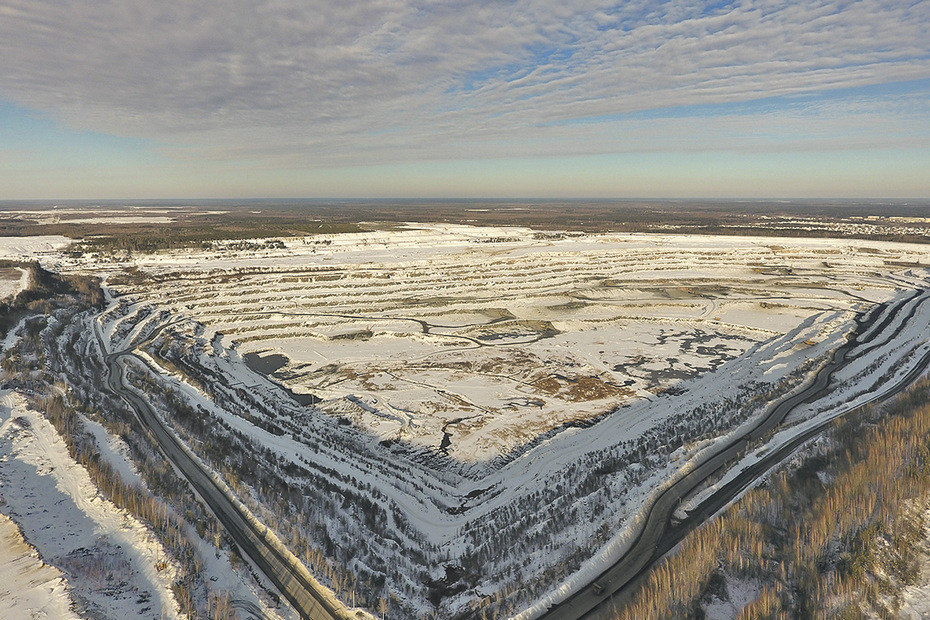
[2,199,929,253]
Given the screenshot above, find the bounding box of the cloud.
[1,0,928,168]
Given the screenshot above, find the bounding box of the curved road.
[539,290,930,620]
[94,289,930,620]
[96,324,350,620]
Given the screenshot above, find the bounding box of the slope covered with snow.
[61,226,928,617]
[7,224,927,618]
[0,390,181,619]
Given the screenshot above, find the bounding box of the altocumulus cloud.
[1,0,928,167]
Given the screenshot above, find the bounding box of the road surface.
[539,290,930,620]
[96,322,352,620]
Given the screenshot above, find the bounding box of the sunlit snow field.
[8,224,930,618]
[92,224,927,462]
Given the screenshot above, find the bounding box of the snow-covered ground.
[0,267,27,300]
[0,511,80,620]
[0,206,201,227]
[0,235,72,261]
[90,225,930,463]
[11,224,930,618]
[678,287,930,523]
[0,390,181,619]
[0,389,297,620]
[901,509,930,620]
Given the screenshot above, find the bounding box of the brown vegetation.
[2,268,234,619]
[612,378,930,620]
[533,374,635,401]
[0,262,104,337]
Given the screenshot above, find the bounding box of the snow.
[678,290,930,522]
[0,267,27,300]
[0,235,72,260]
[80,415,145,489]
[0,390,182,619]
[702,577,760,619]
[10,224,930,617]
[901,544,930,620]
[0,511,80,620]
[0,207,205,227]
[50,216,176,225]
[1,317,29,355]
[85,225,930,464]
[80,401,302,620]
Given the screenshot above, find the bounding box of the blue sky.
[1,0,928,200]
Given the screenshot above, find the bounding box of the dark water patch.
[243,351,289,375]
[287,390,320,406]
[243,351,319,405]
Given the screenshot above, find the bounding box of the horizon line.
[2,196,930,205]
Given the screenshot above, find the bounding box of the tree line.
[612,377,930,620]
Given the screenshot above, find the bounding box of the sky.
[1,0,929,200]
